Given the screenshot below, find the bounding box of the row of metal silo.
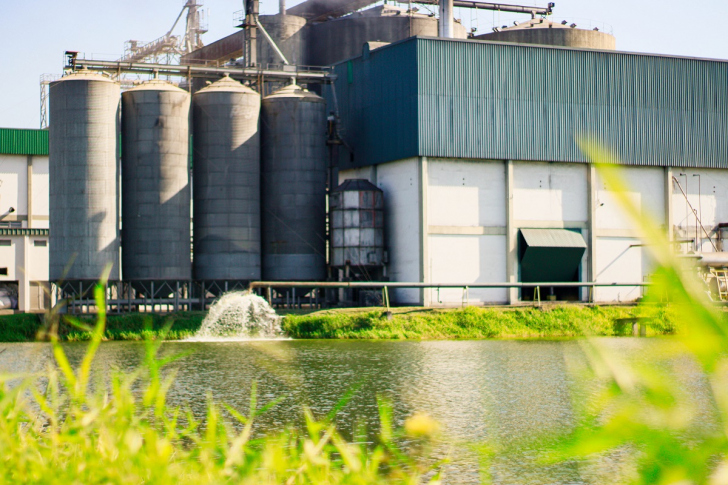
[49,70,327,284]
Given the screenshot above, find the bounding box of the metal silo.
[192,75,261,281]
[330,179,385,270]
[261,83,327,281]
[121,79,191,281]
[49,71,120,281]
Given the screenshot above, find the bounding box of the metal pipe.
[439,0,454,38]
[417,0,553,14]
[248,281,651,289]
[70,58,333,82]
[280,0,286,14]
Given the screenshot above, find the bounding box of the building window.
[34,240,47,247]
[0,240,10,246]
[0,268,7,276]
[0,222,21,228]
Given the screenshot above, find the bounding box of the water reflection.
[0,338,710,484]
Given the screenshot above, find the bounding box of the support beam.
[26,156,32,229]
[587,164,597,302]
[419,157,430,306]
[665,166,674,241]
[505,160,518,304]
[17,237,30,312]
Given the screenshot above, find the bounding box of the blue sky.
[2,0,727,129]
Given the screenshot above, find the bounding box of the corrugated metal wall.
[0,128,49,156]
[330,39,419,169]
[417,38,728,168]
[331,37,728,169]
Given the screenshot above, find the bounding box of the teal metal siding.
[331,36,728,168]
[416,38,728,167]
[329,39,419,169]
[0,128,49,156]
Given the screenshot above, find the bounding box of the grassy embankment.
[0,304,685,342]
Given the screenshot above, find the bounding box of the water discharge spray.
[189,291,285,341]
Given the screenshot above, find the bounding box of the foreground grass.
[0,285,442,484]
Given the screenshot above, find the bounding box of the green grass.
[0,312,206,342]
[0,304,685,342]
[283,304,684,339]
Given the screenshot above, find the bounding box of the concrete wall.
[592,166,663,301]
[426,159,507,304]
[513,161,588,225]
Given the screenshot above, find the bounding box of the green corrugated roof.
[0,128,49,156]
[0,228,49,236]
[331,36,728,169]
[520,228,587,248]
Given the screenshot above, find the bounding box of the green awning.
[519,229,586,283]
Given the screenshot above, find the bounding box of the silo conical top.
[265,83,324,102]
[53,69,116,84]
[125,78,188,93]
[195,74,257,94]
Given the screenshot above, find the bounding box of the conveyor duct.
[519,228,586,282]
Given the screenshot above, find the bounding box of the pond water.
[0,338,709,484]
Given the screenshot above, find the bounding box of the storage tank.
[192,75,261,281]
[305,5,467,66]
[258,14,307,67]
[121,79,191,281]
[330,179,384,268]
[49,71,120,281]
[475,18,616,50]
[261,83,327,281]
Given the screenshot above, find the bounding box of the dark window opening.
[518,228,587,302]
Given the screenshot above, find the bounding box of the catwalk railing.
[51,280,650,313]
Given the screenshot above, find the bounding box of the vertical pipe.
[438,0,454,38]
[280,0,286,15]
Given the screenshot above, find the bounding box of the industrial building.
[9,0,728,311]
[0,128,50,311]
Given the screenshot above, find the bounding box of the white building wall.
[426,159,507,305]
[427,234,507,304]
[29,238,49,281]
[595,166,665,232]
[513,162,588,225]
[592,166,664,302]
[0,155,28,220]
[594,237,648,302]
[671,169,728,251]
[31,158,50,229]
[428,158,506,227]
